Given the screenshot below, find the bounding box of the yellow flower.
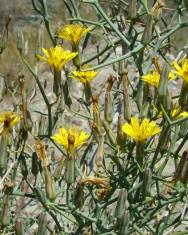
[57,24,90,47]
[37,46,78,71]
[171,105,188,119]
[170,58,188,84]
[0,111,20,133]
[141,70,160,88]
[70,66,97,84]
[141,70,175,88]
[51,127,90,153]
[153,104,188,120]
[122,116,161,143]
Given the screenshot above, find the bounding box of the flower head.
[70,66,97,84]
[80,176,110,188]
[122,116,161,143]
[170,58,188,84]
[0,111,20,133]
[57,24,90,47]
[35,139,49,167]
[141,69,175,88]
[141,70,160,88]
[171,105,188,119]
[37,46,78,71]
[51,127,90,153]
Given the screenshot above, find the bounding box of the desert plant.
[0,0,188,234]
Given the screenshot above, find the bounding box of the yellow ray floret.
[51,127,90,153]
[37,46,78,71]
[57,24,90,47]
[141,70,160,88]
[170,58,188,84]
[141,70,175,88]
[70,66,97,84]
[171,105,188,119]
[153,104,188,120]
[0,111,20,133]
[122,116,161,143]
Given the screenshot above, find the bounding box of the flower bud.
[184,0,188,11]
[0,131,9,173]
[35,140,56,200]
[0,76,5,102]
[35,140,49,167]
[179,83,188,109]
[107,75,116,92]
[179,120,188,138]
[73,182,84,208]
[95,132,104,169]
[142,168,152,199]
[19,74,33,131]
[174,150,188,185]
[158,63,171,112]
[36,27,43,57]
[54,156,65,181]
[92,94,102,133]
[38,116,47,136]
[19,124,28,144]
[141,14,153,45]
[0,16,11,54]
[19,153,28,179]
[37,213,47,235]
[115,189,128,219]
[160,128,170,154]
[151,0,165,19]
[0,193,9,226]
[96,187,110,201]
[128,0,137,19]
[152,57,161,73]
[116,114,126,146]
[81,176,109,186]
[0,35,6,54]
[120,211,129,235]
[15,219,25,235]
[31,152,39,177]
[16,29,24,55]
[139,101,150,119]
[104,91,112,123]
[122,70,131,121]
[43,166,56,201]
[25,110,33,132]
[50,147,56,162]
[0,179,14,226]
[104,75,115,123]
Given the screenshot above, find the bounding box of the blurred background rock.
[0,0,187,93]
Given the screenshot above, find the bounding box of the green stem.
[86,0,130,46]
[21,56,53,136]
[83,44,143,71]
[150,124,170,171]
